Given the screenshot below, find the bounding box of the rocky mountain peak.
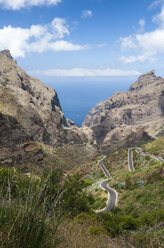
[83,71,164,153]
[139,70,156,79]
[0,49,94,152]
[0,49,13,60]
[129,70,161,91]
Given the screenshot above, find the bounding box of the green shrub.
[0,167,95,247]
[140,209,164,227]
[61,174,94,217]
[120,216,140,231]
[140,212,156,227]
[125,176,136,190]
[110,206,122,214]
[100,212,140,237]
[111,181,126,189]
[0,170,62,248]
[88,225,104,235]
[133,231,164,248]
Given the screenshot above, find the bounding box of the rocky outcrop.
[0,50,94,153]
[83,70,164,153]
[1,49,163,162]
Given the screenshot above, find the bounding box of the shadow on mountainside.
[159,90,164,116]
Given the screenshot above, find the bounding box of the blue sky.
[0,0,164,83]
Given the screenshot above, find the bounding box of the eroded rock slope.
[83,70,164,153]
[0,50,95,164]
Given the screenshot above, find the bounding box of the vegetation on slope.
[142,137,164,158]
[0,167,94,248]
[0,137,163,248]
[66,138,164,247]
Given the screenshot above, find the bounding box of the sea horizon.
[47,80,133,126]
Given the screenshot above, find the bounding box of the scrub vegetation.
[0,138,163,248]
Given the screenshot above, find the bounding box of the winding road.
[128,147,164,171]
[135,148,164,163]
[96,147,163,213]
[99,158,112,179]
[95,157,118,213]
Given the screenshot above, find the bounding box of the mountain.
[0,50,95,165]
[0,49,163,165]
[83,70,164,153]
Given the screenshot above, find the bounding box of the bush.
[133,231,164,248]
[110,206,122,214]
[137,179,144,187]
[0,169,62,248]
[111,181,126,189]
[100,212,141,237]
[125,176,135,190]
[140,209,164,227]
[140,213,156,227]
[120,216,140,231]
[0,168,95,247]
[61,174,94,217]
[88,225,104,235]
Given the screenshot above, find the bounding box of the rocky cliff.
[83,70,164,153]
[0,50,95,165]
[1,49,163,164]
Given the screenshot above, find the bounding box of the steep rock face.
[83,70,164,153]
[0,50,94,151]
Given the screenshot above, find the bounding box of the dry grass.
[58,222,136,248]
[58,221,164,248]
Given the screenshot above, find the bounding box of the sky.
[0,0,164,83]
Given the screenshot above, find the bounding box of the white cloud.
[121,29,164,55]
[44,40,88,52]
[149,0,164,9]
[119,54,156,64]
[97,43,107,48]
[139,18,145,31]
[152,4,164,27]
[119,4,164,63]
[120,35,137,51]
[51,18,70,39]
[82,10,93,18]
[0,0,62,10]
[31,68,140,77]
[136,29,164,52]
[0,18,88,57]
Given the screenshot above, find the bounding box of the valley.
[0,50,163,248]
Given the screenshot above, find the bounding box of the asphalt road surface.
[96,158,118,213]
[96,146,163,213]
[99,159,112,179]
[136,148,164,163]
[100,179,118,212]
[128,148,135,172]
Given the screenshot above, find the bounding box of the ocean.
[47,80,133,127]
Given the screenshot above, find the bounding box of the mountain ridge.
[0,49,163,164]
[83,69,164,153]
[0,49,94,146]
[0,50,96,166]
